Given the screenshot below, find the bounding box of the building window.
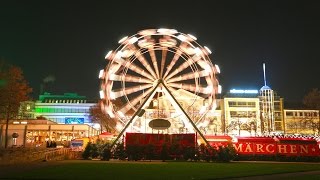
[153,100,158,107]
[248,102,256,107]
[228,101,236,107]
[275,122,282,131]
[286,112,293,116]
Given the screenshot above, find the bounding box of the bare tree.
[303,88,320,110]
[0,61,32,148]
[300,112,320,135]
[89,102,118,133]
[302,89,320,135]
[286,116,301,134]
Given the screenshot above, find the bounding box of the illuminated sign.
[230,89,258,94]
[233,143,319,156]
[208,137,320,156]
[71,140,84,151]
[65,117,84,124]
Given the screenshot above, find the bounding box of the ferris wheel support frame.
[110,81,160,148]
[110,79,211,149]
[161,81,211,147]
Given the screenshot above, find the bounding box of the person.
[52,141,57,148]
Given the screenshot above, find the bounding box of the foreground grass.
[2,160,320,180]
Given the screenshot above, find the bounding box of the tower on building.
[259,63,275,135]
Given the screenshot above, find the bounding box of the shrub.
[113,142,126,160]
[91,143,99,159]
[127,145,143,161]
[144,144,155,161]
[198,144,213,162]
[82,142,93,159]
[216,143,236,162]
[102,147,111,161]
[182,146,196,161]
[160,143,169,162]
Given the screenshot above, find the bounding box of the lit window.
[153,100,158,107]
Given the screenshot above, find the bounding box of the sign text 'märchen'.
[233,143,319,156]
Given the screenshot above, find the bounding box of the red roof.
[99,132,113,136]
[204,135,232,142]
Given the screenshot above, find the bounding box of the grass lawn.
[2,160,320,180]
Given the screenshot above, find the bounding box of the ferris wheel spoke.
[118,87,154,115]
[165,55,202,81]
[160,47,168,78]
[205,76,214,90]
[148,48,160,78]
[197,60,214,74]
[108,54,154,80]
[133,50,158,79]
[166,70,210,83]
[167,82,211,94]
[103,81,115,97]
[125,64,155,81]
[102,103,116,119]
[163,48,183,79]
[109,74,153,83]
[110,84,153,99]
[108,63,122,74]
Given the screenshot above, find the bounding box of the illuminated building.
[284,109,320,135]
[259,85,285,135]
[259,85,275,134]
[258,63,285,135]
[222,90,261,136]
[0,92,99,147]
[0,119,99,147]
[271,92,284,133]
[19,92,96,125]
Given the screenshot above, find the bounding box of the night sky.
[1,0,319,103]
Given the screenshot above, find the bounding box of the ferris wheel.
[99,28,221,144]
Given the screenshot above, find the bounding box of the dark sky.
[1,0,319,102]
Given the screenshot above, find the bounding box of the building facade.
[0,119,100,148]
[259,86,285,134]
[19,92,96,125]
[284,109,320,135]
[222,94,261,136]
[214,88,285,136]
[12,90,318,144]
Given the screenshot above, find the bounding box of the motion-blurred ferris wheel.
[99,28,221,143]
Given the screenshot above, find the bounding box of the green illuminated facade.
[19,92,96,124]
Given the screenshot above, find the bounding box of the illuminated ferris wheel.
[99,28,221,144]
